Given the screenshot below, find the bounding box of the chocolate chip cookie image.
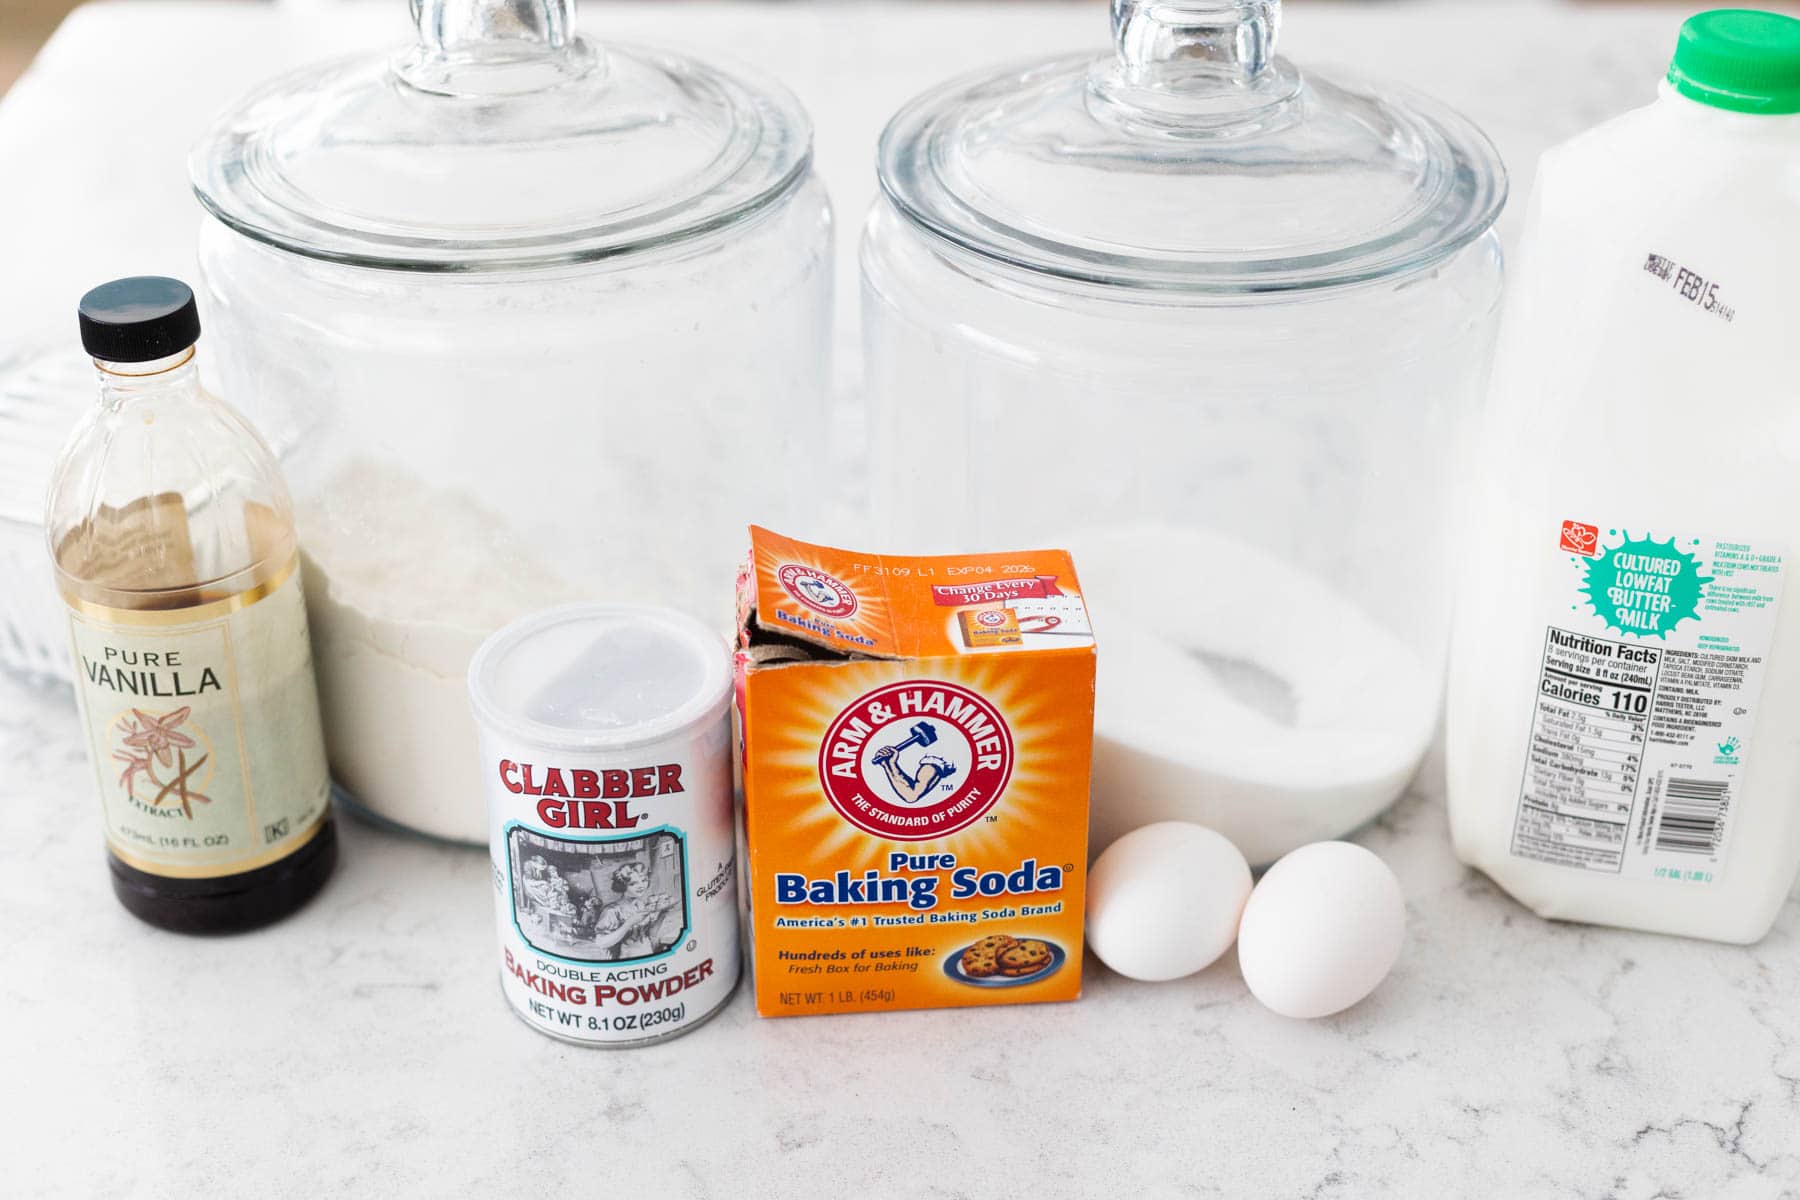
[944,934,1067,987]
[997,938,1053,976]
[960,949,1002,978]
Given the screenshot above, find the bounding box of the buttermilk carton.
[734,526,1096,1017]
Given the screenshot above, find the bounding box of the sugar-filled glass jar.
[191,0,833,842]
[862,0,1507,863]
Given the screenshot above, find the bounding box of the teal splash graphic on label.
[1580,533,1711,639]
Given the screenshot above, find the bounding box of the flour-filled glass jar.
[191,0,833,842]
[862,0,1505,863]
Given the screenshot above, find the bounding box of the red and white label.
[777,563,859,619]
[817,680,1014,841]
[930,576,1063,607]
[1560,520,1602,558]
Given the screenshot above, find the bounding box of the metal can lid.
[467,603,731,752]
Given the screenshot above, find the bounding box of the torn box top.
[737,526,1095,663]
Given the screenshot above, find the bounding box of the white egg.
[1086,821,1252,982]
[1236,841,1405,1019]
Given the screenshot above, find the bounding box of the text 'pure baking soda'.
[468,605,738,1045]
[1446,12,1800,943]
[736,527,1096,1016]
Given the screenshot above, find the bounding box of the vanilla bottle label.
[66,559,331,878]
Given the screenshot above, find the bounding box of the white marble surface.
[3,3,1800,1196]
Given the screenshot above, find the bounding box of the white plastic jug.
[1447,10,1800,942]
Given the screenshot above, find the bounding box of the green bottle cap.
[1668,9,1800,114]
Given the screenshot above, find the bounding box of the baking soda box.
[735,526,1096,1017]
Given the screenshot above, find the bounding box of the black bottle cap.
[77,276,201,362]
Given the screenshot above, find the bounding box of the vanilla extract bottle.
[46,277,336,932]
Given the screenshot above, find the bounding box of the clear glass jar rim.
[876,50,1509,296]
[190,40,814,273]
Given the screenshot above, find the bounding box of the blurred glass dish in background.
[0,347,104,684]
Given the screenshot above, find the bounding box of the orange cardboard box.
[734,526,1096,1017]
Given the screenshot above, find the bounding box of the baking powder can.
[467,604,739,1046]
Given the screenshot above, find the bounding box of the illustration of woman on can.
[594,860,679,960]
[520,856,569,933]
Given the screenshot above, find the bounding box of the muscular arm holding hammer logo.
[870,720,958,806]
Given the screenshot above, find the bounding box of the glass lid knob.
[1094,0,1301,132]
[396,0,601,97]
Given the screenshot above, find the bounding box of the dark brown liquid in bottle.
[58,494,336,933]
[106,824,337,934]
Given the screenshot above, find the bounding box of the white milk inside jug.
[1446,10,1800,943]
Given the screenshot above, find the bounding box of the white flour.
[300,459,582,843]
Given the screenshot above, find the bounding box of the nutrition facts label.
[1513,628,1661,872]
[1509,526,1786,885]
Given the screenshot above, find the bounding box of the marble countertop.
[3,3,1798,1196]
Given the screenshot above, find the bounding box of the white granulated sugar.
[1074,526,1437,865]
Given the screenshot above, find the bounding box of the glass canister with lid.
[862,0,1507,863]
[190,0,833,843]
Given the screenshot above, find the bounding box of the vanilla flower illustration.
[121,707,195,767]
[113,748,152,793]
